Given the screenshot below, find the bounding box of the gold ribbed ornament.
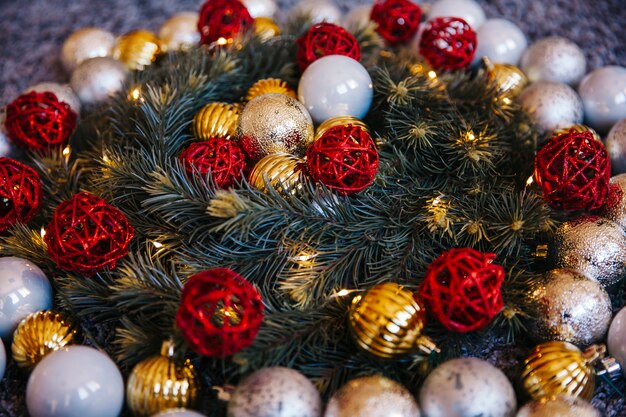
[348,283,438,359]
[11,311,78,370]
[521,341,603,401]
[315,116,370,140]
[193,102,241,140]
[482,57,528,97]
[553,124,601,141]
[126,341,199,417]
[254,17,281,40]
[246,78,296,102]
[113,29,162,71]
[249,153,306,196]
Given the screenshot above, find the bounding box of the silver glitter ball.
[578,66,626,133]
[158,12,200,52]
[516,396,600,417]
[606,118,626,174]
[520,37,586,86]
[519,81,583,133]
[70,57,128,105]
[228,367,321,417]
[550,216,626,288]
[324,375,420,417]
[419,358,516,417]
[61,27,116,72]
[24,82,81,114]
[527,268,612,346]
[599,174,626,231]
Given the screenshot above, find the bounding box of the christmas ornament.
[245,79,296,102]
[158,12,201,51]
[24,82,81,114]
[26,346,124,417]
[607,305,626,377]
[552,124,601,141]
[176,268,264,357]
[348,282,436,358]
[249,153,306,196]
[307,124,378,195]
[291,0,342,24]
[0,158,43,232]
[70,57,128,104]
[152,410,206,417]
[370,0,422,45]
[606,118,626,174]
[242,0,277,18]
[0,109,14,158]
[427,0,486,29]
[113,30,162,71]
[549,216,626,288]
[324,375,419,417]
[298,55,373,124]
[521,341,601,401]
[0,257,52,340]
[11,311,78,370]
[126,341,198,417]
[419,248,504,332]
[516,396,600,417]
[227,367,321,417]
[520,36,586,86]
[253,17,281,40]
[600,174,626,230]
[197,0,253,46]
[296,22,361,72]
[419,17,477,71]
[527,268,611,346]
[237,94,314,161]
[483,58,528,97]
[419,357,516,417]
[5,91,77,150]
[473,18,527,65]
[534,130,610,211]
[61,27,116,72]
[45,192,134,274]
[578,66,626,133]
[180,138,246,189]
[0,338,5,381]
[343,5,372,30]
[193,102,241,141]
[519,81,584,133]
[315,116,369,138]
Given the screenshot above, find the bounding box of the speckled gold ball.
[516,395,600,417]
[254,17,281,40]
[11,311,78,370]
[237,94,314,161]
[193,102,241,140]
[315,116,370,140]
[246,79,296,102]
[249,153,306,196]
[113,30,163,71]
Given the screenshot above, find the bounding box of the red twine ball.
[5,91,77,151]
[534,130,610,211]
[0,158,42,232]
[176,268,264,357]
[370,0,422,44]
[45,192,134,274]
[418,248,505,333]
[197,0,253,45]
[306,124,379,195]
[296,23,361,72]
[419,17,477,71]
[180,138,246,189]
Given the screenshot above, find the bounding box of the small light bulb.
[62,146,71,156]
[428,70,437,79]
[40,227,46,239]
[152,241,164,249]
[526,175,534,186]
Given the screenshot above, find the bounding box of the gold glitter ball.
[246,78,296,102]
[249,153,306,196]
[254,17,281,41]
[113,30,162,71]
[193,102,241,140]
[315,116,370,140]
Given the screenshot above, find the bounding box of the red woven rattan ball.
[0,158,42,232]
[419,17,477,71]
[370,0,422,44]
[176,268,264,357]
[306,124,379,195]
[296,23,361,72]
[418,248,505,333]
[197,0,253,45]
[45,192,134,274]
[534,130,610,211]
[180,138,246,189]
[5,91,77,151]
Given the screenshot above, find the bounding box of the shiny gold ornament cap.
[249,153,306,196]
[246,78,296,102]
[315,116,370,140]
[113,29,163,71]
[254,17,281,41]
[552,124,601,141]
[482,57,529,97]
[193,102,241,140]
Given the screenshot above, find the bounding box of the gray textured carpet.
[1,0,625,416]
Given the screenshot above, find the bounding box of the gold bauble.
[113,30,162,71]
[249,153,306,196]
[483,57,528,97]
[254,17,281,41]
[521,341,602,401]
[11,311,78,370]
[553,124,601,141]
[245,78,297,102]
[126,341,199,417]
[315,116,370,140]
[193,102,241,140]
[516,396,600,417]
[348,283,437,359]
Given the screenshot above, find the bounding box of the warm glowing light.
[130,87,142,101]
[336,289,350,297]
[40,227,46,239]
[152,241,164,249]
[432,196,442,206]
[526,175,534,186]
[428,70,437,79]
[217,37,229,46]
[466,131,476,141]
[62,146,71,156]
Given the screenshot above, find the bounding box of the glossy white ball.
[473,19,527,65]
[519,81,583,133]
[70,57,128,105]
[158,12,200,51]
[24,82,81,114]
[521,36,586,86]
[427,0,486,29]
[242,0,277,18]
[291,0,342,24]
[579,66,626,133]
[608,305,626,378]
[61,27,116,72]
[606,119,626,174]
[151,409,206,417]
[298,55,373,124]
[0,338,5,381]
